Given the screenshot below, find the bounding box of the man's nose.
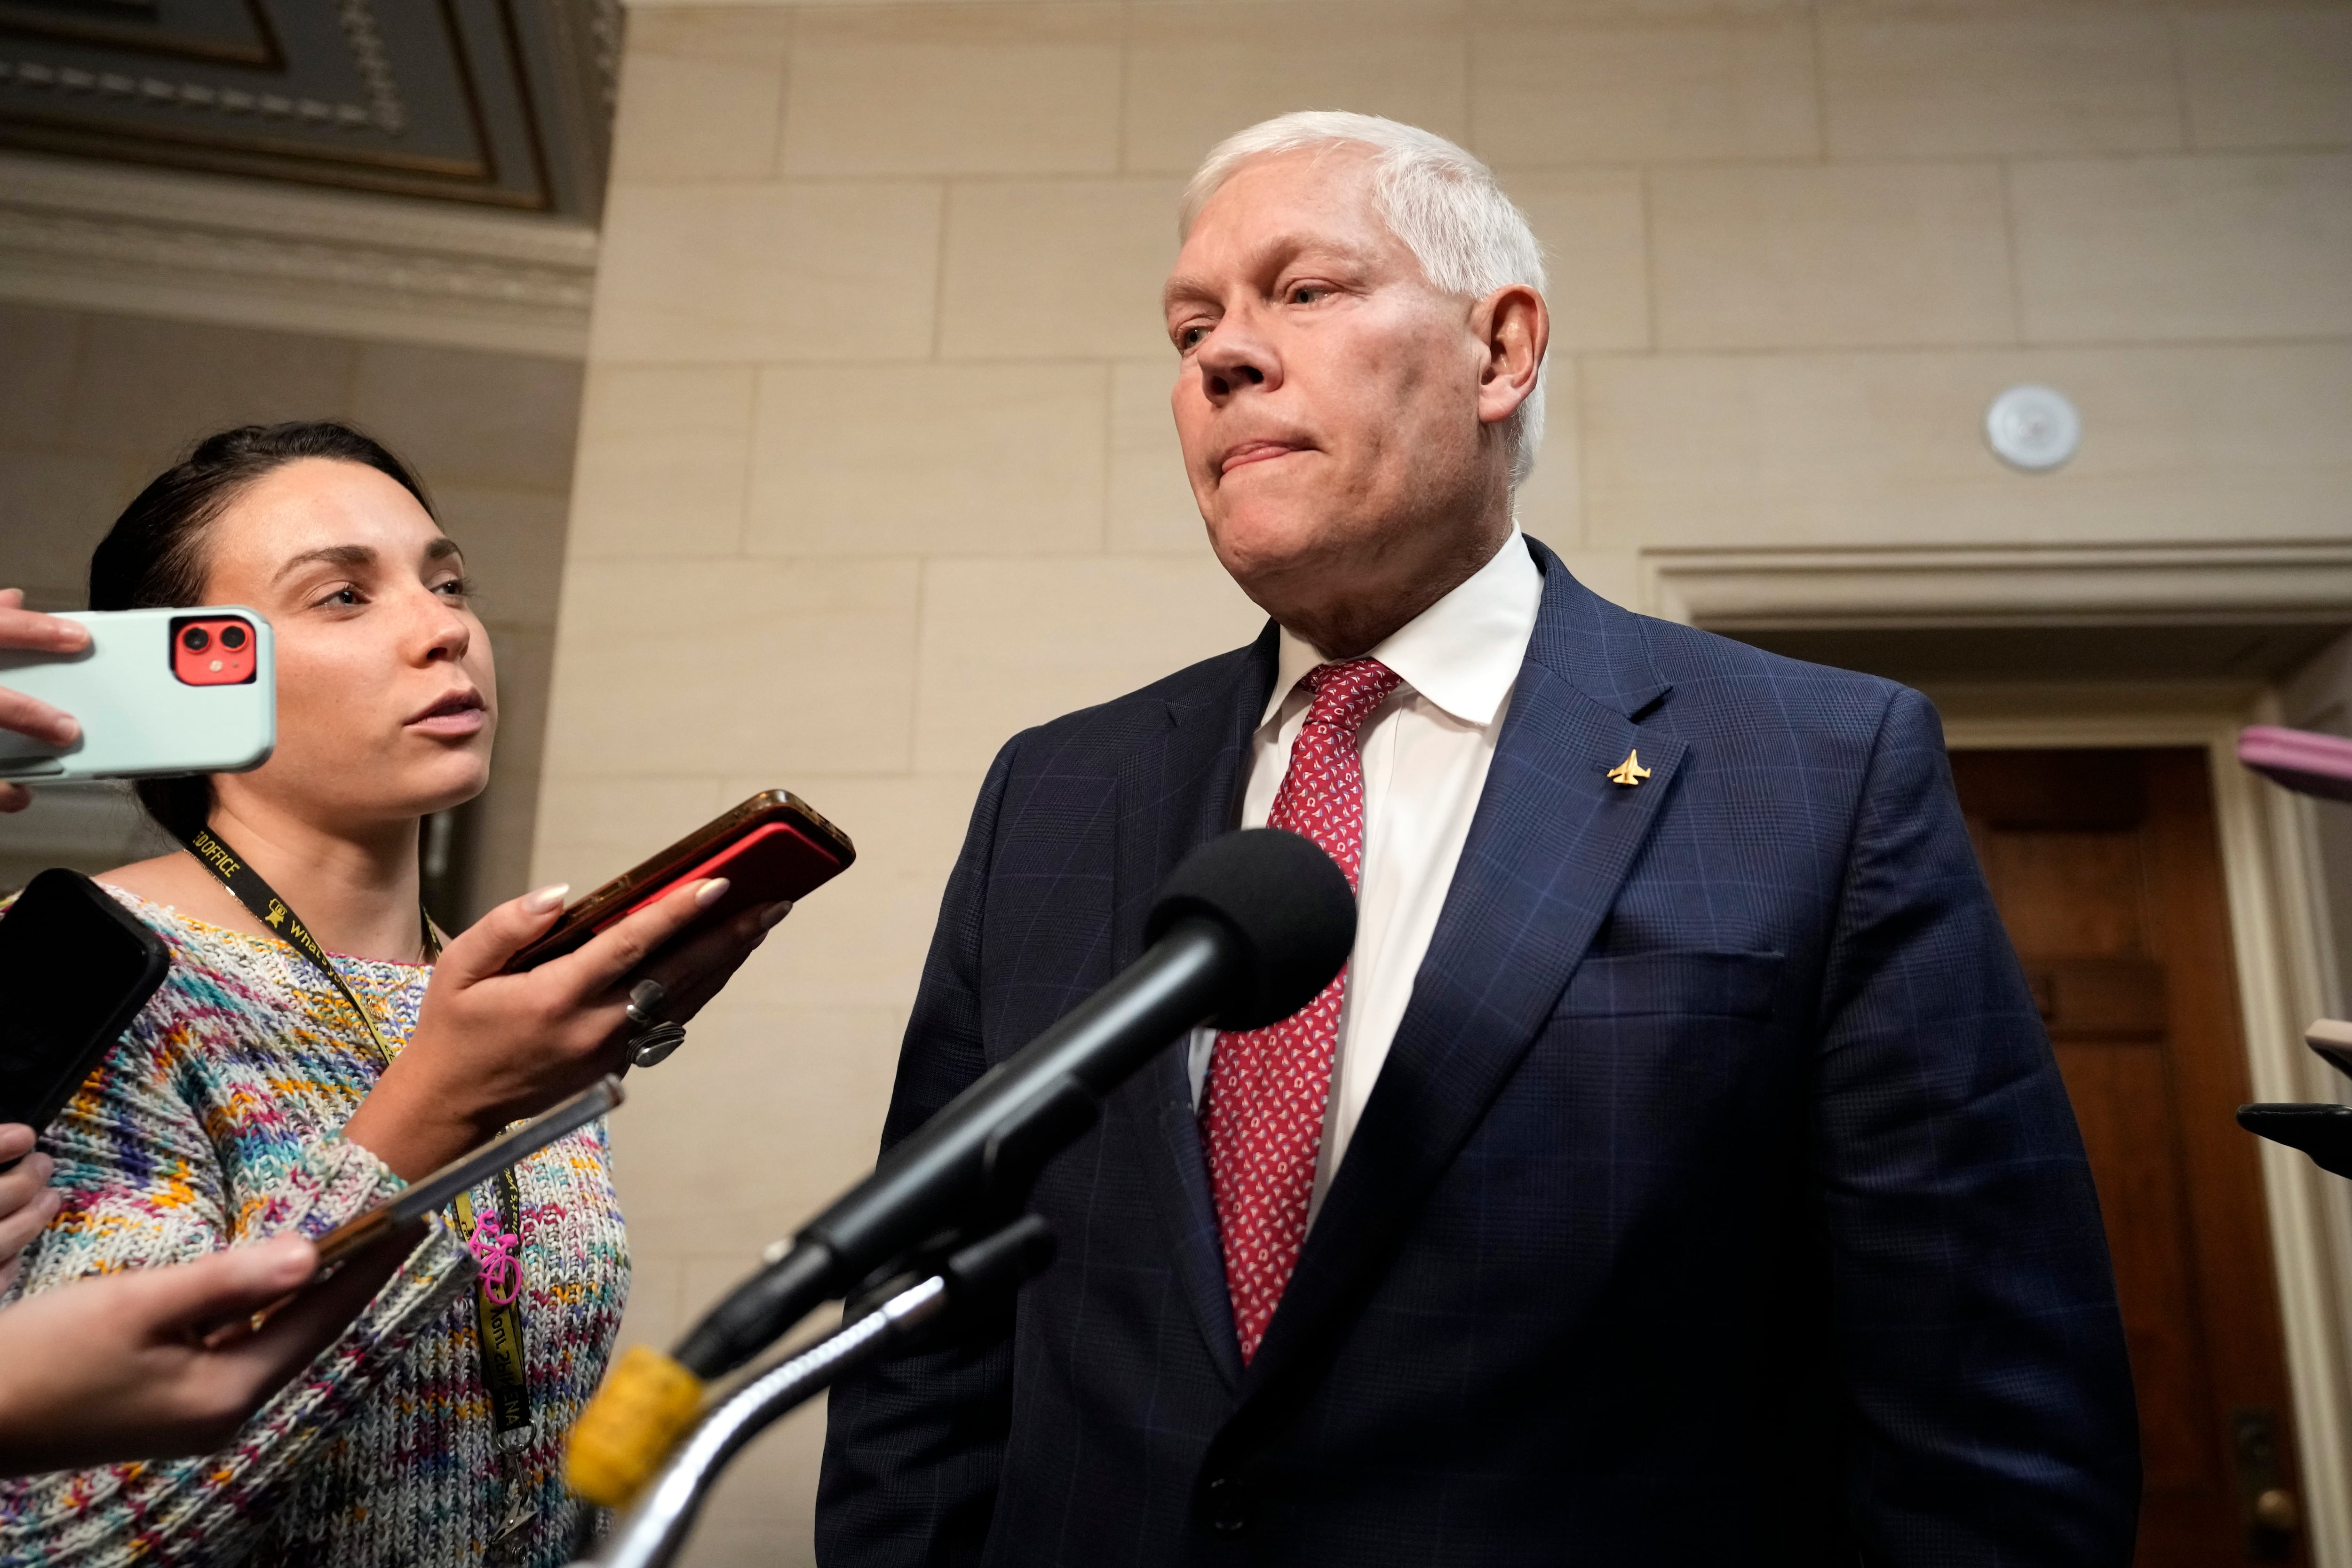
[1194,317,1276,399]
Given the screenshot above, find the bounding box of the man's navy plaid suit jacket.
[817,540,2139,1566]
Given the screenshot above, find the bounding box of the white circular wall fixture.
[1984,384,2082,474]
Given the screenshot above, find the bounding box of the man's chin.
[1208,518,1379,638]
[1206,508,1344,584]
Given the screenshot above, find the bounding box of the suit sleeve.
[816,738,1022,1568]
[1814,686,2141,1566]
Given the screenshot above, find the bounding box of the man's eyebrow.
[1163,273,1218,313]
[1162,234,1381,313]
[272,543,375,582]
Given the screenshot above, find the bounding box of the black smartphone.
[0,868,171,1142]
[2239,1103,2352,1180]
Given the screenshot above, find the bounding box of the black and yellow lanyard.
[180,824,535,1448]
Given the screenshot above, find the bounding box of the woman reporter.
[0,585,433,1484]
[0,422,782,1566]
[0,589,444,1482]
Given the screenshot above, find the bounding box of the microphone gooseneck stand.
[578,1217,1054,1568]
[590,1278,942,1568]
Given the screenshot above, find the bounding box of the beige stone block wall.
[1584,344,2352,551]
[2012,154,2352,341]
[1817,11,2183,158]
[1650,162,2017,348]
[555,5,2352,1561]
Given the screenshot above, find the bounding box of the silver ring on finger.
[629,1021,689,1068]
[624,978,669,1029]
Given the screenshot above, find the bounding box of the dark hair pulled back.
[89,421,433,839]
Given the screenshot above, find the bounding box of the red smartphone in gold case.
[506,790,853,972]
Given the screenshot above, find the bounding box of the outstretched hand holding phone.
[0,1222,428,1477]
[3,1120,434,1479]
[0,589,87,813]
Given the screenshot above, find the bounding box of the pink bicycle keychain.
[467,1207,524,1307]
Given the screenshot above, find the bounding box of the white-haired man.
[818,114,2137,1566]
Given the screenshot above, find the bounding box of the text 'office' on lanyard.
[179,823,535,1444]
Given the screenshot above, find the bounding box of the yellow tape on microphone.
[565,1344,707,1508]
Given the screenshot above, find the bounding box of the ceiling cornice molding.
[1645,541,2352,630]
[0,150,596,357]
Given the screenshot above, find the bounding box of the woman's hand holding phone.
[342,877,790,1181]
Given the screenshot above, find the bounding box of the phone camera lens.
[219,624,248,651]
[181,626,211,653]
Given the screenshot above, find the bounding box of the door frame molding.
[1932,681,2352,1567]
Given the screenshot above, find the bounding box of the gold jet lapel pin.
[1606,749,1652,788]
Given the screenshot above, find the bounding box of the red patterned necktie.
[1202,656,1399,1363]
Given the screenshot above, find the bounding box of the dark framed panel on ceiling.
[0,0,616,215]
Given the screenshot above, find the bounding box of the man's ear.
[1473,285,1548,428]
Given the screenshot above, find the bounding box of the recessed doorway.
[1954,747,2304,1564]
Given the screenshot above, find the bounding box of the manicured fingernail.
[695,877,731,909]
[759,900,794,929]
[260,1235,315,1282]
[524,884,569,915]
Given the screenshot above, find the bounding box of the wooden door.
[1951,748,2304,1564]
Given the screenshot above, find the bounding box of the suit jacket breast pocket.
[1554,950,1784,1022]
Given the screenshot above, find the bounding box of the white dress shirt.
[1190,530,1544,1218]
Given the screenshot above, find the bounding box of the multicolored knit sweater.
[0,887,631,1567]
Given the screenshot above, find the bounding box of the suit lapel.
[1112,623,1279,1391]
[1240,548,1683,1396]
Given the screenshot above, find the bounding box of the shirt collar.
[1262,529,1542,730]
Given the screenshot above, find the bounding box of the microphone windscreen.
[1146,828,1355,1030]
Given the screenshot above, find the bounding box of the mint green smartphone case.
[0,607,275,782]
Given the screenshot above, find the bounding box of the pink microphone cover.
[2239,725,2352,803]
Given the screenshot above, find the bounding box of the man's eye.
[1177,325,1208,350]
[1289,286,1326,305]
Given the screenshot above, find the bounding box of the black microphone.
[675,825,1354,1381]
